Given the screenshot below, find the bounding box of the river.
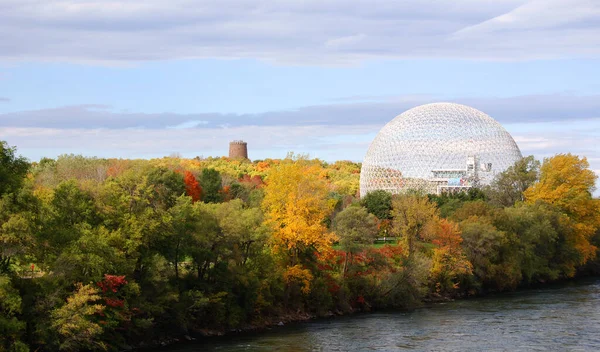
[167,278,600,351]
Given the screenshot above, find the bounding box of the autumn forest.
[1,141,600,351]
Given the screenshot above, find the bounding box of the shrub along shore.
[1,141,599,351]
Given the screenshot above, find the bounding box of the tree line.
[1,141,599,351]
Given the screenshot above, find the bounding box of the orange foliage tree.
[427,219,472,294]
[183,171,202,202]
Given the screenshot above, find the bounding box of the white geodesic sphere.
[359,102,522,197]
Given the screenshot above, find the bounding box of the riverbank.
[157,276,600,351]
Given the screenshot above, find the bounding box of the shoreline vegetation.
[159,275,600,350]
[1,141,600,351]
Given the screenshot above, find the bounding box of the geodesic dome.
[359,102,522,197]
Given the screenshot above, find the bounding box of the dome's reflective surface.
[360,103,522,197]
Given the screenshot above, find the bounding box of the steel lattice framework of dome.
[360,102,522,197]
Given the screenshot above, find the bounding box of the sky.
[0,0,599,192]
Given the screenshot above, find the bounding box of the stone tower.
[229,140,248,159]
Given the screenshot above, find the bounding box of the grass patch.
[332,239,398,250]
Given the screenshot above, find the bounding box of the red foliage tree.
[97,274,128,293]
[239,174,265,188]
[183,171,202,202]
[95,274,133,335]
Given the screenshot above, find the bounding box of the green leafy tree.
[360,190,392,220]
[51,180,99,228]
[460,218,522,291]
[0,210,35,274]
[200,168,223,203]
[40,180,100,263]
[98,171,171,283]
[186,206,221,283]
[147,167,186,209]
[332,206,379,274]
[451,200,495,223]
[160,196,201,285]
[0,141,29,196]
[53,226,121,283]
[429,188,487,218]
[0,275,28,351]
[496,203,581,280]
[486,155,540,207]
[205,199,267,267]
[0,186,39,275]
[197,200,270,324]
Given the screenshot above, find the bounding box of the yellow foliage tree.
[262,158,337,268]
[524,154,600,263]
[392,194,439,257]
[51,283,106,351]
[283,264,314,295]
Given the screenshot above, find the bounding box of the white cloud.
[2,94,600,130]
[0,0,598,64]
[167,120,209,129]
[0,124,380,161]
[325,34,368,49]
[454,0,600,35]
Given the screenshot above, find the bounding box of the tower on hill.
[229,140,248,159]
